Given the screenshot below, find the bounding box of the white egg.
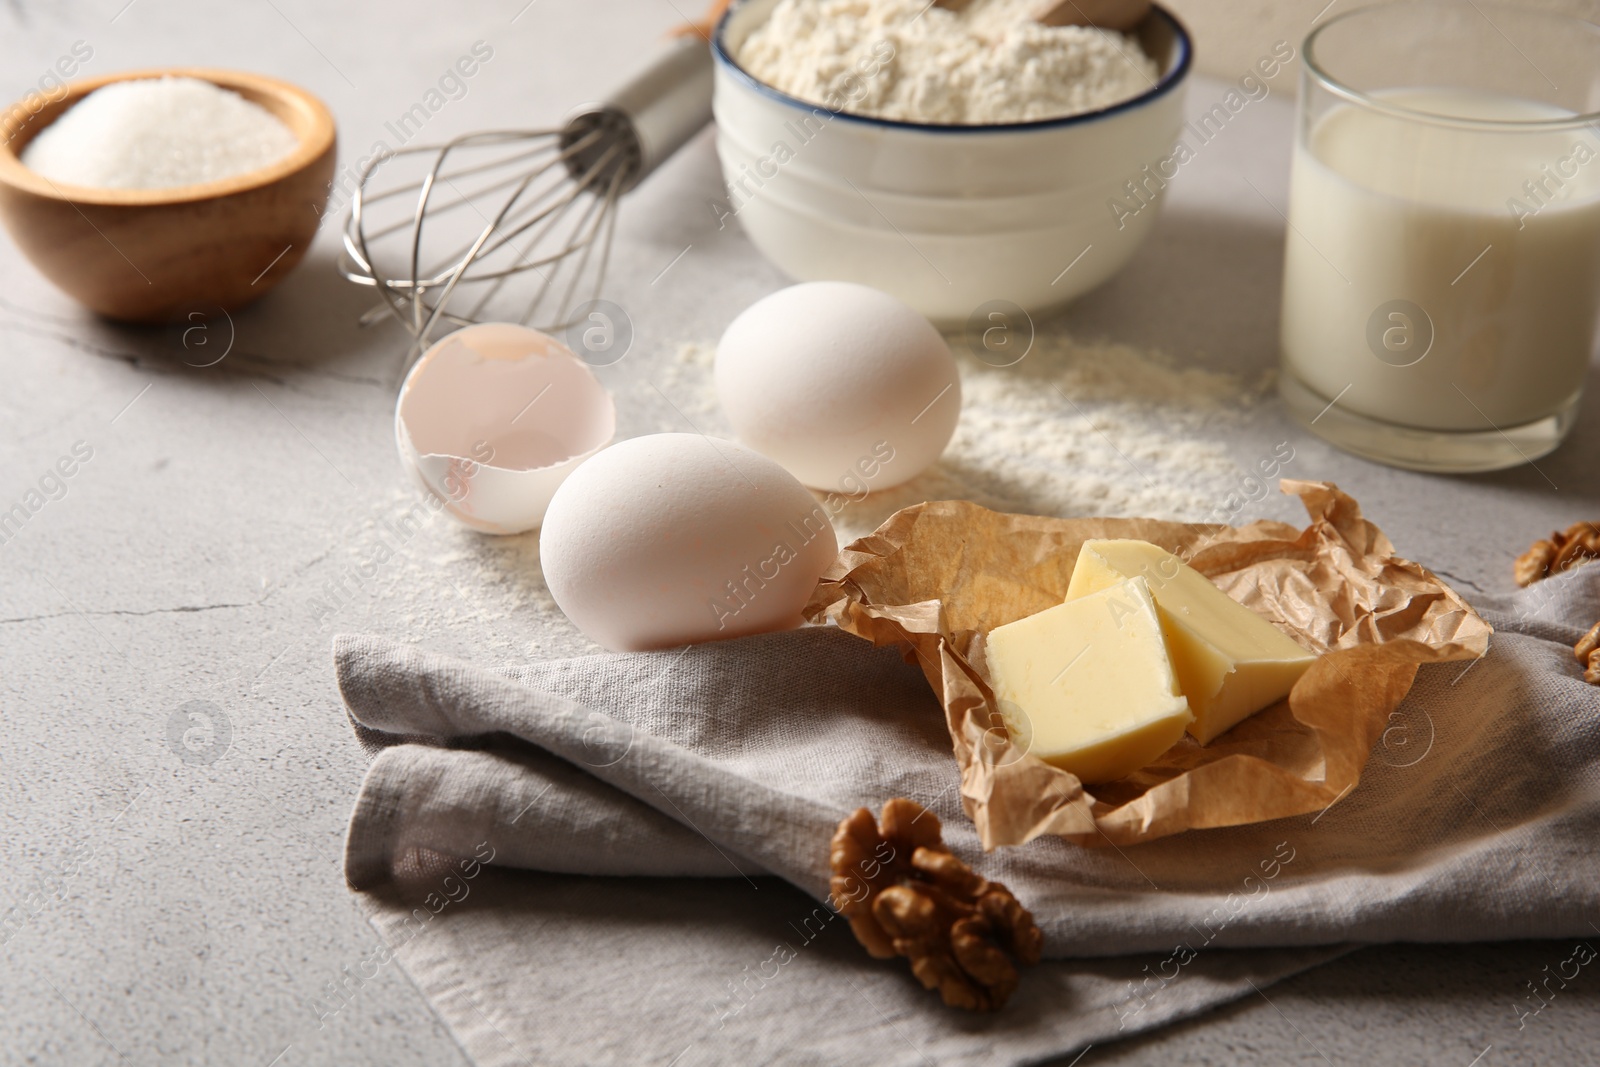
[539,433,839,652]
[715,281,961,494]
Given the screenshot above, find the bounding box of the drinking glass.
[1279,1,1600,472]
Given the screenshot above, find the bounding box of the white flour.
[736,0,1160,125]
[655,332,1272,544]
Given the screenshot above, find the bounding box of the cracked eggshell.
[395,323,616,534]
[715,281,961,493]
[539,433,839,652]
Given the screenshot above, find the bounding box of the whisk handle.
[562,35,714,191]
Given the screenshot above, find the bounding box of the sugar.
[21,76,299,190]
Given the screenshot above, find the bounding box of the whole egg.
[715,281,961,494]
[539,433,839,652]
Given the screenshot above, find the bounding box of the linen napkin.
[336,565,1600,1066]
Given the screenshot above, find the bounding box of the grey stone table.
[1,0,1595,1064]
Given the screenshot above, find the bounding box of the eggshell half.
[396,323,616,533]
[539,433,839,652]
[715,281,961,494]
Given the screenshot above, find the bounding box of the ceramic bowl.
[712,1,1192,325]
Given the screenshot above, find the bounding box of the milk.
[1281,88,1600,432]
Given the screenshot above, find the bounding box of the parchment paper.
[804,480,1492,849]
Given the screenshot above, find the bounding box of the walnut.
[829,798,1042,1011]
[1577,622,1600,685]
[1515,522,1600,586]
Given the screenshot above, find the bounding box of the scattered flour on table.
[651,340,720,418]
[736,0,1160,125]
[331,332,1266,657]
[296,487,572,657]
[658,332,1270,544]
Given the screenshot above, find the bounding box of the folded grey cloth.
[336,565,1600,1066]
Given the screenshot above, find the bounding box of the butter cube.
[1066,539,1316,744]
[985,577,1193,784]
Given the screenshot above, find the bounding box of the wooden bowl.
[0,68,336,323]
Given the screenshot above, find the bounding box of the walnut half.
[1577,622,1600,686]
[829,798,1042,1011]
[1515,522,1600,586]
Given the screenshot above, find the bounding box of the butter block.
[1066,539,1316,744]
[985,576,1193,784]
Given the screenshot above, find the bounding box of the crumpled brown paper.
[803,481,1492,849]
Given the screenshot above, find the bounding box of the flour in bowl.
[735,0,1161,125]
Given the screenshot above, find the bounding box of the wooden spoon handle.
[671,0,733,39]
[1036,0,1151,31]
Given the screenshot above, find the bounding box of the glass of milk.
[1279,1,1600,472]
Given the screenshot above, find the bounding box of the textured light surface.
[2,0,1597,1062]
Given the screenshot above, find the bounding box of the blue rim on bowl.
[711,0,1193,134]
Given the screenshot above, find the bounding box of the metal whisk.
[339,35,714,351]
